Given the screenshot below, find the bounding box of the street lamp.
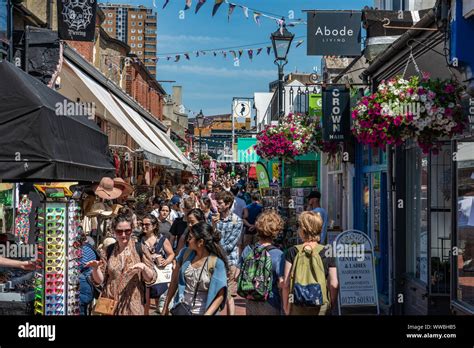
[196,110,205,182]
[270,21,294,122]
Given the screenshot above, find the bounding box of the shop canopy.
[0,60,115,182]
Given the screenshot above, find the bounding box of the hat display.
[87,202,113,217]
[111,204,124,216]
[113,178,134,199]
[94,177,123,200]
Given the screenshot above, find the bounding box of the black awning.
[0,60,115,182]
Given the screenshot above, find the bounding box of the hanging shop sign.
[322,85,351,142]
[461,95,474,133]
[334,230,379,314]
[256,162,270,189]
[237,138,260,163]
[309,93,322,118]
[292,176,316,187]
[233,98,252,119]
[307,11,361,56]
[57,0,97,42]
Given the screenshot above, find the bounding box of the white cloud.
[157,64,274,78]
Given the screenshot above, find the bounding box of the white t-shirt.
[232,197,247,219]
[151,209,160,219]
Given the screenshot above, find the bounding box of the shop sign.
[309,93,322,118]
[256,162,270,189]
[322,85,351,142]
[292,176,316,187]
[307,11,361,56]
[237,138,259,163]
[462,96,474,133]
[57,0,97,42]
[334,230,379,314]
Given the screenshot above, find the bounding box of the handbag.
[170,257,209,316]
[147,236,174,286]
[93,296,118,316]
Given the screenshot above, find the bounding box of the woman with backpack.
[238,210,285,315]
[86,214,157,315]
[140,214,175,314]
[162,221,228,316]
[281,211,338,315]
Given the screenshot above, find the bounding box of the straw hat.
[111,204,124,216]
[113,178,134,199]
[87,202,113,217]
[94,177,123,200]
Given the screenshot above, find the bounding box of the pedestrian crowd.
[78,177,338,316]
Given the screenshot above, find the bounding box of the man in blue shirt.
[307,191,328,244]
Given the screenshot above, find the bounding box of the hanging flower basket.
[352,75,466,153]
[255,113,339,161]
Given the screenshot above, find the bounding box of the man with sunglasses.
[0,256,35,270]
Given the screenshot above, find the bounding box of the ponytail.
[191,221,229,271]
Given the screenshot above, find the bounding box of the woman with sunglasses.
[162,222,228,316]
[86,214,157,315]
[140,214,175,314]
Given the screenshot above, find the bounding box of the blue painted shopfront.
[354,144,389,303]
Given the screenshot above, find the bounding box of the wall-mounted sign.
[58,0,97,42]
[307,11,361,56]
[233,99,252,119]
[309,93,322,118]
[322,85,350,142]
[292,176,316,187]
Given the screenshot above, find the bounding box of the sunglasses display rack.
[66,200,81,315]
[34,200,82,316]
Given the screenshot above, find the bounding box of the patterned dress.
[14,197,32,243]
[96,242,157,315]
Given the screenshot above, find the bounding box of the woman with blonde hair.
[281,211,338,315]
[238,209,285,315]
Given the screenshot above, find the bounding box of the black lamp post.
[196,110,205,182]
[271,21,294,123]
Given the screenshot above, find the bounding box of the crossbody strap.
[192,257,209,307]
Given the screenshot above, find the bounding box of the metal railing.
[262,84,322,125]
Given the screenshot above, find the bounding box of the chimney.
[172,86,182,106]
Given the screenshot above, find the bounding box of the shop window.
[406,147,428,283]
[131,29,136,33]
[429,144,451,294]
[131,14,136,19]
[455,141,474,308]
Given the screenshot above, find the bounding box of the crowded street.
[1,1,474,339]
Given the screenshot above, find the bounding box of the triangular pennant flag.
[248,49,253,60]
[167,56,171,61]
[253,12,261,25]
[256,48,262,55]
[213,51,217,56]
[295,40,304,48]
[212,0,224,16]
[267,46,271,55]
[242,6,249,18]
[184,0,192,10]
[184,53,190,60]
[228,3,236,22]
[229,50,237,59]
[175,55,181,62]
[238,49,243,58]
[196,51,200,57]
[195,0,206,13]
[153,0,157,8]
[163,0,170,9]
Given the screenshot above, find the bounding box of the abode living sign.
[306,11,361,56]
[322,85,350,141]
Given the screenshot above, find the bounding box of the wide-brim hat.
[87,202,113,217]
[113,178,134,199]
[94,177,123,200]
[111,204,124,216]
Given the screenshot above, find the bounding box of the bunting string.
[150,37,305,62]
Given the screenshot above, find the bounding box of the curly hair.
[255,210,284,240]
[111,213,133,231]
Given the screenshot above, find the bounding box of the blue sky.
[100,0,372,117]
